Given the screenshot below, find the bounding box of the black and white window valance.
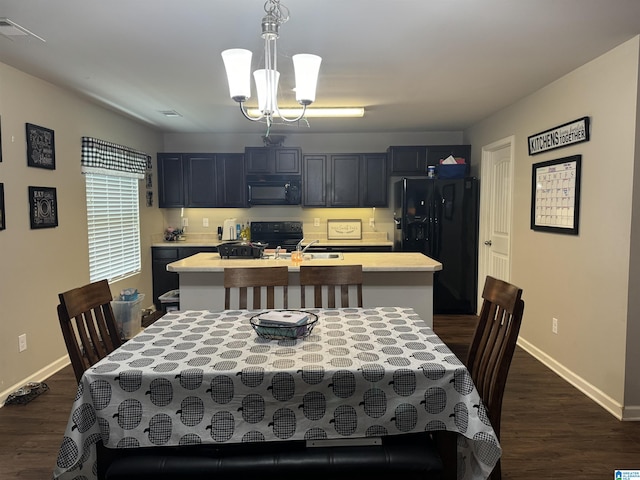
[81,137,149,179]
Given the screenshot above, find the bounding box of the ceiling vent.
[159,110,182,118]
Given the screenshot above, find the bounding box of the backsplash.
[160,206,393,242]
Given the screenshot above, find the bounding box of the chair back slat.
[58,279,122,383]
[224,267,289,310]
[300,265,363,308]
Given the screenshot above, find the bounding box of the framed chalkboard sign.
[28,186,58,229]
[26,123,55,169]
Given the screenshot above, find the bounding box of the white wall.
[464,36,640,418]
[0,62,163,399]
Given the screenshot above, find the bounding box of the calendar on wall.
[530,155,581,235]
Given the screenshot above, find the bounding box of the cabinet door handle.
[484,240,492,246]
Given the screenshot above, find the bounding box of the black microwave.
[247,175,301,205]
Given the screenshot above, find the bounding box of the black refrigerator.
[393,177,479,314]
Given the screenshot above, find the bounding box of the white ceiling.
[1,0,639,136]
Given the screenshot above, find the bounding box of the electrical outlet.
[369,217,375,227]
[552,317,558,334]
[18,334,27,352]
[314,218,320,227]
[182,217,188,227]
[203,218,209,227]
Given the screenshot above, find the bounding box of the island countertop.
[167,252,442,273]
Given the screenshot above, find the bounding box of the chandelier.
[221,0,322,135]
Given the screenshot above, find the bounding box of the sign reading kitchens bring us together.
[528,117,590,155]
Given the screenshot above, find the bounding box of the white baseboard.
[0,355,70,408]
[621,405,640,421]
[516,337,631,420]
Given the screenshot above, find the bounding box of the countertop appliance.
[247,175,301,206]
[222,218,237,240]
[250,221,303,251]
[218,242,267,259]
[393,177,479,314]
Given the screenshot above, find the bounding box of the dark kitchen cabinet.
[152,246,218,311]
[157,153,246,208]
[388,144,471,176]
[361,153,387,207]
[245,147,301,175]
[302,154,327,206]
[216,153,246,207]
[302,153,387,207]
[329,154,361,207]
[185,154,217,207]
[387,145,427,175]
[157,154,185,208]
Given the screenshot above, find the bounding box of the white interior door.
[478,136,515,309]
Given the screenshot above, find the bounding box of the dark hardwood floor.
[1,315,638,479]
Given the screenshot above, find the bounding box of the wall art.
[26,123,56,169]
[28,186,58,229]
[528,117,590,155]
[530,155,581,235]
[327,219,362,240]
[0,183,5,230]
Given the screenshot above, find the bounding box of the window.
[81,137,148,283]
[85,172,141,282]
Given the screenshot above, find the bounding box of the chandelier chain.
[264,0,290,25]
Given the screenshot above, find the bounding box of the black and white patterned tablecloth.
[53,307,501,480]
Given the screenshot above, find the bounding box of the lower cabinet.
[152,246,218,311]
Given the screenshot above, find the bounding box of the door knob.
[484,240,492,246]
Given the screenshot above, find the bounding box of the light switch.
[314,218,320,227]
[203,218,209,227]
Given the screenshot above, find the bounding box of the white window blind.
[85,172,141,283]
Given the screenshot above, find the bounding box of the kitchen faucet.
[297,238,319,253]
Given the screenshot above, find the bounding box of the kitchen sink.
[263,252,344,260]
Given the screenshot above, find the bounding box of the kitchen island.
[166,252,442,326]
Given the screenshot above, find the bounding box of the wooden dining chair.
[299,265,363,308]
[224,266,289,309]
[466,275,525,480]
[57,279,122,383]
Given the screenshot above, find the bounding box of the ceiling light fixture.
[0,18,45,42]
[221,0,321,136]
[247,107,365,118]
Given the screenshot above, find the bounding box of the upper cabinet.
[216,153,246,207]
[245,147,301,175]
[158,153,246,208]
[184,154,217,207]
[302,153,388,207]
[157,153,185,208]
[387,146,427,175]
[388,144,471,175]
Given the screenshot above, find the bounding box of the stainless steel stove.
[250,221,303,251]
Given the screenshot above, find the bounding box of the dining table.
[53,307,501,480]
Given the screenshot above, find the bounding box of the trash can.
[158,289,180,312]
[111,293,145,340]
